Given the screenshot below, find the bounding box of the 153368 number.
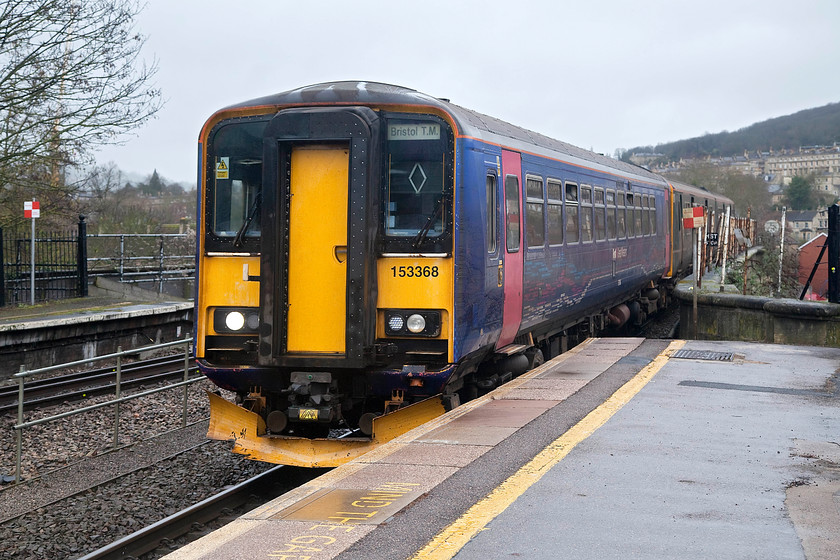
[391,265,439,278]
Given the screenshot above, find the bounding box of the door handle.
[334,246,347,263]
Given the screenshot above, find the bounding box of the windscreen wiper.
[412,195,446,249]
[233,192,261,248]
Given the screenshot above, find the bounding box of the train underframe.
[203,280,672,466]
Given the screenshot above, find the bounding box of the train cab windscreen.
[206,119,268,249]
[384,117,452,253]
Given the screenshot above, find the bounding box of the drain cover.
[672,349,734,361]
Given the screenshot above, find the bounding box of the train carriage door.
[497,150,523,349]
[287,144,349,353]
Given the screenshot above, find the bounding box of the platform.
[0,281,192,376]
[164,338,840,560]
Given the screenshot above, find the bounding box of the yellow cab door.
[286,145,349,353]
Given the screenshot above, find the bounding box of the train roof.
[221,81,667,186]
[669,180,734,207]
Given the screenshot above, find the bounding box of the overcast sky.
[95,0,840,186]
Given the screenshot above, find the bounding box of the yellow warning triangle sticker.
[217,159,228,170]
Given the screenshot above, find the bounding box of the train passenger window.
[525,176,545,247]
[635,196,644,236]
[486,174,497,254]
[505,175,520,252]
[547,180,564,245]
[649,197,657,235]
[626,193,635,237]
[565,182,579,243]
[606,190,617,239]
[594,188,606,241]
[616,192,626,238]
[641,195,651,235]
[580,185,593,243]
[207,119,268,243]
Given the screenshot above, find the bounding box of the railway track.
[78,464,290,560]
[0,355,198,414]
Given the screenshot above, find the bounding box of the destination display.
[388,123,440,141]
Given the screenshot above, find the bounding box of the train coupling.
[265,371,340,433]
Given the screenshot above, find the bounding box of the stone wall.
[675,287,840,346]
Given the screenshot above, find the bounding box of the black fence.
[0,217,87,306]
[1,217,195,306]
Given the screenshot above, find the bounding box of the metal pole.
[0,226,5,307]
[743,244,750,296]
[158,236,164,295]
[692,227,698,339]
[778,207,786,297]
[16,366,25,483]
[829,205,840,303]
[77,215,88,297]
[30,215,35,305]
[119,234,125,281]
[113,347,122,448]
[698,221,705,289]
[182,341,190,428]
[721,206,731,288]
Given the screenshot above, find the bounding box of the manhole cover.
[672,349,734,361]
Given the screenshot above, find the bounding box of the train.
[194,81,733,467]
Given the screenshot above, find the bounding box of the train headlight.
[213,307,260,334]
[388,314,405,332]
[225,311,245,331]
[384,310,441,337]
[406,314,426,333]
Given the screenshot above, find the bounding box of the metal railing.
[1,222,197,305]
[12,338,202,484]
[86,233,195,295]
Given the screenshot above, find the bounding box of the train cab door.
[496,150,524,349]
[286,145,349,353]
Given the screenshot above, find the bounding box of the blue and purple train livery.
[194,82,730,466]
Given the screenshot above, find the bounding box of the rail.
[11,337,201,484]
[77,464,287,560]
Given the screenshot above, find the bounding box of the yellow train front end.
[195,88,457,467]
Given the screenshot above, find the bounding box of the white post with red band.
[24,200,39,305]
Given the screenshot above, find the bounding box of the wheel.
[528,348,545,370]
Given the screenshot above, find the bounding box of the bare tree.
[0,0,162,226]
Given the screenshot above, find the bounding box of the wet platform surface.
[165,338,840,560]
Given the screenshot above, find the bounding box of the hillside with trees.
[81,164,195,234]
[623,102,840,161]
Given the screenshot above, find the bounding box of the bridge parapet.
[675,285,840,346]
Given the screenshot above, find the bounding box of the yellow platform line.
[410,339,686,560]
